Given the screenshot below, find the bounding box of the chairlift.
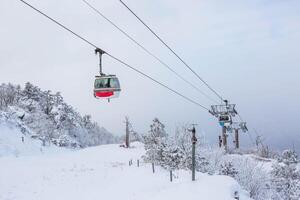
[93,48,121,101]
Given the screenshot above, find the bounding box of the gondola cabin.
[94,75,121,99]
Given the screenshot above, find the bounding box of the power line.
[18,0,210,111]
[118,0,224,102]
[81,0,219,104]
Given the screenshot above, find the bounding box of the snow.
[0,123,64,157]
[0,141,252,200]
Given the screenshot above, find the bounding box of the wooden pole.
[191,127,197,181]
[152,163,155,173]
[170,170,173,182]
[234,191,239,200]
[125,117,130,148]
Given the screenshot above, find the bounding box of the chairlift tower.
[226,122,248,149]
[188,124,197,181]
[209,100,237,151]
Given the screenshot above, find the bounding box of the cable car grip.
[95,48,106,76]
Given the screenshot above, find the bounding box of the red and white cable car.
[94,75,121,99]
[93,48,121,101]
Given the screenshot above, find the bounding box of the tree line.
[0,82,119,148]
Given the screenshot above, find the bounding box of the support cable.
[82,0,219,104]
[18,0,210,111]
[119,0,224,102]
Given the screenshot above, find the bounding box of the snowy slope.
[0,122,64,157]
[0,142,252,200]
[0,83,119,149]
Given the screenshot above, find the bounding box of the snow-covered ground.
[0,137,252,200]
[0,123,65,157]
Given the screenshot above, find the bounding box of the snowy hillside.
[1,83,299,200]
[0,82,118,149]
[0,122,65,157]
[0,142,251,200]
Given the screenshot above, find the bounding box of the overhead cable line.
[119,0,224,102]
[236,111,256,145]
[18,0,210,111]
[118,0,255,145]
[105,53,210,110]
[81,0,219,104]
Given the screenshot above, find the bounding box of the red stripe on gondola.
[95,91,114,97]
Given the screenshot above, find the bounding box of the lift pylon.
[210,100,238,150]
[226,122,248,149]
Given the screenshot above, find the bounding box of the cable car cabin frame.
[209,100,236,127]
[226,122,248,133]
[93,48,121,101]
[94,75,121,100]
[218,114,232,127]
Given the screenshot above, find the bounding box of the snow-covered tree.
[143,123,209,173]
[143,118,167,164]
[271,150,300,200]
[160,139,184,170]
[278,149,298,165]
[40,90,55,116]
[0,82,118,148]
[234,158,269,200]
[174,125,209,173]
[0,83,21,109]
[219,161,238,178]
[149,118,167,138]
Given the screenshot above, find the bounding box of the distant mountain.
[0,82,119,149]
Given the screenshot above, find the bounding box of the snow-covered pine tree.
[160,137,184,170]
[143,118,167,164]
[271,149,300,200]
[0,82,118,148]
[219,161,238,178]
[40,90,55,116]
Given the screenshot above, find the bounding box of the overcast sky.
[1,0,299,151]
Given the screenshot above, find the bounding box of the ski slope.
[0,141,252,200]
[0,123,64,157]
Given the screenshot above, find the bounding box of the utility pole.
[125,116,130,148]
[189,125,197,181]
